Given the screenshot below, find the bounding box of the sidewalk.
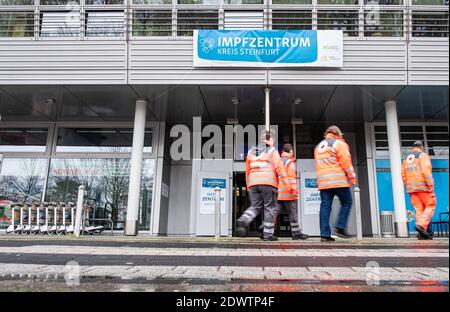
[0,235,448,292]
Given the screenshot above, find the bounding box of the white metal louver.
[224,11,264,30]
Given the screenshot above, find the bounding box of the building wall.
[167,162,193,235]
[1,38,448,85]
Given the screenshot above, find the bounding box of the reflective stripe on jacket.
[401,148,434,194]
[277,152,298,201]
[246,146,288,189]
[314,133,356,190]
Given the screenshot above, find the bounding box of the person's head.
[260,129,276,146]
[413,140,424,151]
[282,143,294,156]
[324,125,343,138]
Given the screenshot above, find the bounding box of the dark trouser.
[238,185,277,239]
[319,187,353,238]
[277,200,301,237]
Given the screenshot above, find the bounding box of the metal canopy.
[0,85,447,125]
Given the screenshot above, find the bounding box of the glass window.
[0,12,34,38]
[272,10,312,30]
[177,10,218,36]
[272,0,311,4]
[223,0,263,4]
[426,125,449,157]
[45,158,154,230]
[56,128,153,154]
[412,12,449,38]
[0,128,48,153]
[318,10,359,37]
[412,0,448,5]
[0,158,47,203]
[364,0,403,4]
[85,0,124,4]
[318,0,359,4]
[224,11,264,30]
[40,11,80,37]
[364,10,403,37]
[178,0,220,4]
[133,0,172,4]
[85,11,124,37]
[40,0,79,4]
[0,0,34,4]
[132,10,172,36]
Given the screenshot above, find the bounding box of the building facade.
[0,0,448,236]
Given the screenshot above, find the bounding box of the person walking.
[236,130,288,241]
[402,141,436,240]
[277,143,308,240]
[314,126,356,242]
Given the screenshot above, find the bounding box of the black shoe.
[263,236,278,241]
[418,235,433,240]
[236,220,248,237]
[415,225,430,239]
[335,227,351,239]
[292,233,309,240]
[321,236,335,242]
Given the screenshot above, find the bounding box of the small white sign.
[302,172,321,215]
[199,178,226,215]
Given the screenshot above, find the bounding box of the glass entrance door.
[232,171,294,238]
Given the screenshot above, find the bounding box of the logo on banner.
[200,38,215,53]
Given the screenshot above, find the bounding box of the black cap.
[413,141,424,147]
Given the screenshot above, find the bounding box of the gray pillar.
[125,99,147,236]
[385,99,409,238]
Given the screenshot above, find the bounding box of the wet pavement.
[0,236,448,292]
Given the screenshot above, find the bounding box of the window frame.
[52,122,158,158]
[372,122,449,160]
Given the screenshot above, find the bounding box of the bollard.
[354,187,363,241]
[214,187,221,241]
[11,207,15,234]
[74,185,85,238]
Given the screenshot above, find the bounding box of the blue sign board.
[194,30,343,67]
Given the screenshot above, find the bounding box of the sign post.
[354,187,363,241]
[214,187,221,241]
[74,185,85,238]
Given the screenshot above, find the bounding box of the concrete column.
[385,99,409,238]
[125,99,147,236]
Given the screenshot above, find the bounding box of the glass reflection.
[0,158,47,202]
[45,158,154,230]
[56,128,152,154]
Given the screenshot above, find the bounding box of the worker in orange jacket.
[277,143,308,240]
[314,126,356,242]
[401,141,436,240]
[236,130,288,241]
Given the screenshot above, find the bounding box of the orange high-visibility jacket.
[246,146,288,189]
[277,152,298,201]
[314,133,356,190]
[401,148,434,194]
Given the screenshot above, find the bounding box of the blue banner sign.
[194,30,343,68]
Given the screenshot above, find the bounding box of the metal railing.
[271,10,313,30]
[317,10,359,36]
[0,1,448,38]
